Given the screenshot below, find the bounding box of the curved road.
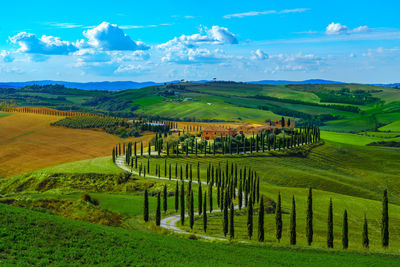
[116,155,234,241]
[116,142,308,240]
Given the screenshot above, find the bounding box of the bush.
[81,193,99,206]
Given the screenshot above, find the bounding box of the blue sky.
[1,0,400,83]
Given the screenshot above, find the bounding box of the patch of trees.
[254,94,360,113]
[82,95,137,112]
[314,88,381,105]
[51,116,141,138]
[367,141,400,148]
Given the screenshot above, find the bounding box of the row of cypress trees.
[144,183,391,250]
[112,125,321,162]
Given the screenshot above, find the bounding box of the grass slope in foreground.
[1,204,400,266]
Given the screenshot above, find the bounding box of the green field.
[2,203,400,266]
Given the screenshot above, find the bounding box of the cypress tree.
[144,188,149,222]
[290,196,296,245]
[180,181,185,225]
[306,188,313,246]
[247,195,253,240]
[175,181,179,212]
[275,192,282,243]
[198,182,203,215]
[230,202,234,239]
[363,213,369,249]
[223,191,228,237]
[112,148,115,163]
[163,184,168,213]
[382,189,389,248]
[342,209,348,249]
[327,198,334,248]
[189,191,194,229]
[209,184,213,212]
[203,192,207,232]
[238,179,243,210]
[156,192,161,226]
[258,195,264,242]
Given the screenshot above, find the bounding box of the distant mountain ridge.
[0,79,398,91]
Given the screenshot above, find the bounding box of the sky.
[1,0,400,83]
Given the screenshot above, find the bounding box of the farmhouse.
[201,126,237,140]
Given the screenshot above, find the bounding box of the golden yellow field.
[0,112,152,178]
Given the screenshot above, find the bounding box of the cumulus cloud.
[158,25,238,49]
[161,44,227,64]
[326,22,370,35]
[268,53,324,72]
[81,22,150,51]
[0,50,14,62]
[251,49,269,60]
[10,32,78,55]
[224,8,309,19]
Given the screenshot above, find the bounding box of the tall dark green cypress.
[363,213,369,249]
[275,192,282,243]
[156,192,161,226]
[163,184,168,213]
[189,191,194,229]
[306,188,313,246]
[180,181,185,225]
[342,209,348,249]
[238,180,243,210]
[382,189,389,248]
[327,198,334,248]
[223,192,228,237]
[247,195,253,240]
[290,196,296,245]
[229,202,234,239]
[143,188,149,222]
[198,182,203,215]
[209,184,213,212]
[175,181,179,211]
[203,192,207,232]
[258,195,264,242]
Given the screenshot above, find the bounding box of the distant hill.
[0,81,163,91]
[1,79,399,91]
[248,79,344,85]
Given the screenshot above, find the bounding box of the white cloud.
[251,49,269,60]
[268,53,324,72]
[325,23,349,35]
[119,23,173,29]
[158,25,238,49]
[82,22,150,51]
[0,50,14,62]
[161,45,227,64]
[326,22,371,35]
[352,26,371,33]
[115,64,149,74]
[224,8,309,19]
[10,32,78,55]
[47,22,83,29]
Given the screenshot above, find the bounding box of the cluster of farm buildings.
[200,119,294,140]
